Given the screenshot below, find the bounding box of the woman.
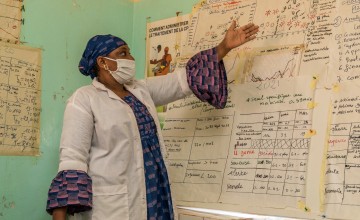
[46,21,259,220]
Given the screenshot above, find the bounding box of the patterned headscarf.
[78,34,127,79]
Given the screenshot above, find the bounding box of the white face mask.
[104,57,136,84]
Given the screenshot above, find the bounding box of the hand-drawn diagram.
[243,45,304,83]
[253,0,311,39]
[186,0,257,51]
[0,0,23,43]
[0,42,41,156]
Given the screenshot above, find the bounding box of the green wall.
[0,1,133,219]
[0,0,200,219]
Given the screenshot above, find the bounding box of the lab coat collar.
[92,78,143,103]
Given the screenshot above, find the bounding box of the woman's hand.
[217,21,259,61]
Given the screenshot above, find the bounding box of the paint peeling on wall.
[0,196,15,218]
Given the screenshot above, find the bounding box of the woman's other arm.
[46,89,94,217]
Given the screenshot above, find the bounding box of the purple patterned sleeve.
[186,47,228,109]
[46,170,92,215]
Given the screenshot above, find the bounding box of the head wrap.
[79,34,127,78]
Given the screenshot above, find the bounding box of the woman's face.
[102,45,134,71]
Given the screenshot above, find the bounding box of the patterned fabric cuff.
[46,170,92,215]
[186,47,228,109]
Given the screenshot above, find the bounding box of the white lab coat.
[59,69,192,220]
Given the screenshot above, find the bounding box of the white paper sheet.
[164,76,320,219]
[324,80,360,220]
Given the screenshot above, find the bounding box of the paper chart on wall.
[329,1,360,83]
[185,0,256,52]
[186,0,309,50]
[323,81,360,220]
[298,0,337,85]
[0,0,23,43]
[182,0,339,87]
[0,42,42,156]
[182,0,255,83]
[179,0,360,87]
[163,76,319,217]
[153,0,360,218]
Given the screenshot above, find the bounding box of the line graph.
[244,45,304,83]
[249,57,296,82]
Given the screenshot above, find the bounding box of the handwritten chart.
[147,0,360,218]
[181,0,332,88]
[164,76,316,216]
[329,0,360,83]
[324,81,360,220]
[0,0,23,43]
[0,42,41,156]
[186,0,257,51]
[297,0,337,83]
[224,110,311,198]
[252,0,310,39]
